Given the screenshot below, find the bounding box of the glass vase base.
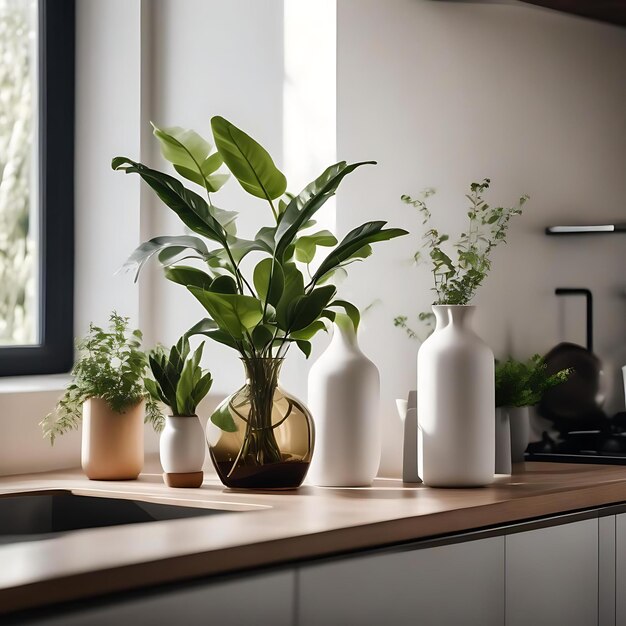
[213,456,310,490]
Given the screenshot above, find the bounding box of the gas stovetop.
[526,413,626,465]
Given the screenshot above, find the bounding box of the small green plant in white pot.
[146,337,213,488]
[495,355,571,470]
[400,179,527,487]
[40,313,163,480]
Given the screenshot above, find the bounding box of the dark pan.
[539,289,606,426]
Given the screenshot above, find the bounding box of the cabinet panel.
[616,513,626,625]
[16,570,295,626]
[298,537,504,626]
[599,515,616,626]
[505,518,598,626]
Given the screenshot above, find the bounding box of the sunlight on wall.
[283,0,336,235]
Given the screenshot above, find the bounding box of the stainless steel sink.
[0,492,235,545]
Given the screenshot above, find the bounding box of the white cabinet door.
[298,536,504,626]
[615,513,626,625]
[505,518,598,626]
[599,515,616,626]
[18,570,295,626]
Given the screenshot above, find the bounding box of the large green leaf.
[112,157,227,244]
[211,116,286,201]
[286,285,336,332]
[176,343,204,415]
[290,320,326,341]
[252,324,274,351]
[164,265,213,290]
[276,263,305,329]
[313,221,408,282]
[274,161,375,260]
[326,300,361,331]
[152,123,228,193]
[187,288,263,339]
[192,371,213,408]
[211,206,238,236]
[211,275,238,294]
[123,235,209,282]
[185,318,239,350]
[211,399,238,433]
[294,230,338,264]
[253,258,284,307]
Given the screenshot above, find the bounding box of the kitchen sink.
[0,492,234,545]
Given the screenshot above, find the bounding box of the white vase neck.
[432,305,476,329]
[331,317,360,350]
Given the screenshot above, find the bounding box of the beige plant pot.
[81,397,145,480]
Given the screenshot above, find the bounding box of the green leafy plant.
[113,117,407,430]
[145,337,213,417]
[40,313,163,444]
[395,179,527,340]
[495,354,572,408]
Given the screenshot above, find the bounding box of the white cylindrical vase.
[160,415,206,488]
[417,305,495,487]
[509,405,530,463]
[307,317,381,487]
[495,407,512,475]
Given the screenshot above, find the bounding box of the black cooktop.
[526,412,626,465]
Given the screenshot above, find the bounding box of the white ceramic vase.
[307,317,381,486]
[417,305,495,487]
[159,415,206,488]
[509,405,530,463]
[495,407,512,475]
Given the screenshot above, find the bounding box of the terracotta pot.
[81,397,145,480]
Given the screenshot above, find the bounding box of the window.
[0,0,74,376]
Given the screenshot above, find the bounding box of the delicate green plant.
[40,312,163,444]
[395,179,527,340]
[113,116,407,439]
[145,337,213,417]
[495,354,571,408]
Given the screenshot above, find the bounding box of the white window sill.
[0,373,71,395]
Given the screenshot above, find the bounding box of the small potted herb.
[145,337,213,488]
[495,355,571,468]
[40,313,163,480]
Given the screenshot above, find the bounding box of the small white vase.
[495,407,512,475]
[509,405,530,463]
[417,305,495,487]
[307,317,381,486]
[159,415,206,488]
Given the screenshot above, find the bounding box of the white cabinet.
[616,513,626,625]
[599,515,616,626]
[505,518,598,626]
[298,536,504,626]
[18,570,295,626]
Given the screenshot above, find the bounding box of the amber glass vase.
[208,358,314,489]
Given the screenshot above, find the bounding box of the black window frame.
[0,0,75,376]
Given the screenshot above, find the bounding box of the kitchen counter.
[3,461,626,615]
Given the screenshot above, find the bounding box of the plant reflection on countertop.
[113,116,407,489]
[40,312,163,480]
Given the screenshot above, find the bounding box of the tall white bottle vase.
[307,317,381,487]
[417,305,495,487]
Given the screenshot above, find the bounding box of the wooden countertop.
[2,461,626,615]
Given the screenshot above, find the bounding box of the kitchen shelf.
[545,223,626,235]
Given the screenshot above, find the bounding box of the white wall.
[2,0,625,478]
[335,0,626,475]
